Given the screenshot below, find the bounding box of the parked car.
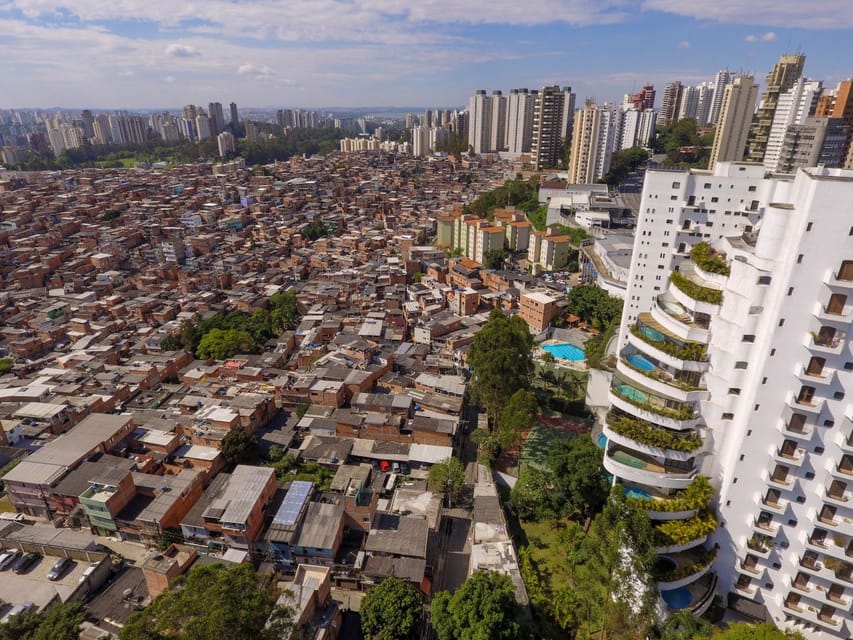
[12,552,41,574]
[47,556,73,581]
[1,601,35,624]
[0,550,20,570]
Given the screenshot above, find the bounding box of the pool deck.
[538,336,589,371]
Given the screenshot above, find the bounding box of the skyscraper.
[230,102,239,126]
[506,89,536,154]
[746,53,807,163]
[677,85,699,121]
[660,81,684,126]
[531,85,569,170]
[467,90,491,154]
[709,76,759,168]
[708,69,733,126]
[489,91,507,153]
[217,131,235,157]
[567,101,611,183]
[763,78,822,171]
[208,102,225,135]
[606,162,853,639]
[629,85,656,110]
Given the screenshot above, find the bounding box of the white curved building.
[608,162,853,638]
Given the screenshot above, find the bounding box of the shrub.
[670,272,723,305]
[606,412,702,452]
[630,324,707,361]
[654,511,718,547]
[626,476,712,513]
[690,242,730,276]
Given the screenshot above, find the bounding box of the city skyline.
[1,0,852,109]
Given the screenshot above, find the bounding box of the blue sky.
[0,0,851,110]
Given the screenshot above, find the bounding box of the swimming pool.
[639,325,665,342]
[597,433,608,449]
[542,342,586,362]
[626,354,655,372]
[624,486,652,500]
[661,587,692,610]
[617,384,648,403]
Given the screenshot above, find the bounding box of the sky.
[1,0,852,110]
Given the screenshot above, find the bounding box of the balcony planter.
[606,412,703,453]
[670,272,723,306]
[654,511,718,548]
[630,324,707,362]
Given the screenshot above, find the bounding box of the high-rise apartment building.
[678,85,699,121]
[606,162,853,639]
[709,76,759,169]
[230,102,239,126]
[708,70,734,126]
[775,117,847,173]
[763,78,823,171]
[747,53,807,163]
[489,91,507,153]
[567,102,618,183]
[467,90,491,154]
[208,102,225,135]
[660,81,684,126]
[559,86,577,144]
[412,125,430,157]
[629,85,656,111]
[618,108,657,151]
[217,131,235,157]
[506,89,536,154]
[531,85,571,170]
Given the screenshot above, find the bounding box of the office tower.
[230,102,239,126]
[774,117,846,173]
[606,162,853,639]
[412,125,430,156]
[747,53,807,163]
[179,117,196,140]
[489,91,507,152]
[531,85,569,170]
[195,114,211,141]
[208,102,224,135]
[217,131,235,157]
[708,69,733,126]
[678,85,699,121]
[467,90,491,154]
[629,85,656,110]
[763,78,823,171]
[709,76,759,168]
[506,89,536,154]
[660,81,684,126]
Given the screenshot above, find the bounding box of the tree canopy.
[431,571,522,640]
[0,600,85,640]
[565,285,623,330]
[711,623,804,640]
[196,328,255,360]
[119,563,292,640]
[467,308,534,425]
[462,177,540,219]
[427,457,466,506]
[360,577,423,640]
[602,147,649,186]
[220,429,261,466]
[475,389,537,463]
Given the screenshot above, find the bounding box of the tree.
[269,290,299,332]
[711,623,805,640]
[548,436,610,518]
[467,308,534,425]
[360,577,423,640]
[196,328,255,359]
[657,611,714,640]
[431,571,522,640]
[120,563,292,640]
[602,147,649,186]
[509,465,556,520]
[0,357,13,375]
[220,429,260,465]
[483,248,508,270]
[427,458,465,506]
[0,601,86,640]
[565,285,623,329]
[496,389,537,453]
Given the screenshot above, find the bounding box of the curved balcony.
[661,572,717,616]
[651,294,711,344]
[630,315,709,372]
[616,358,705,405]
[669,268,723,316]
[609,377,700,430]
[603,444,697,490]
[608,391,701,432]
[604,412,704,460]
[655,547,716,590]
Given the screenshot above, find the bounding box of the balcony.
[753,514,780,537]
[604,444,697,490]
[602,418,703,461]
[655,547,716,590]
[774,442,807,468]
[617,354,705,404]
[823,481,852,509]
[669,270,723,315]
[762,490,789,515]
[661,572,717,615]
[766,465,795,491]
[789,394,824,415]
[746,535,773,559]
[815,301,853,324]
[782,415,815,442]
[629,315,709,371]
[783,597,844,631]
[837,428,853,454]
[829,456,853,482]
[826,267,853,290]
[808,330,847,355]
[651,294,711,344]
[737,554,766,580]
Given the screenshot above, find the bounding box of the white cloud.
[641,0,853,29]
[745,31,776,42]
[165,43,200,57]
[237,63,275,79]
[678,40,690,48]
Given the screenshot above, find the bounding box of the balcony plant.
[748,535,772,553]
[690,242,730,276]
[654,510,718,547]
[630,324,707,362]
[606,411,702,453]
[670,272,723,305]
[626,476,713,513]
[612,383,697,421]
[653,547,717,582]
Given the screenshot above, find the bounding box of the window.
[711,197,719,203]
[748,185,757,192]
[788,287,794,296]
[806,222,813,231]
[722,413,734,420]
[735,361,748,369]
[845,362,853,371]
[729,387,741,395]
[771,348,776,356]
[796,254,803,264]
[704,183,711,189]
[778,319,785,327]
[672,181,681,188]
[758,276,772,285]
[762,377,768,384]
[743,334,755,343]
[834,391,845,400]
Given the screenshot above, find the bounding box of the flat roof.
[205,465,274,526]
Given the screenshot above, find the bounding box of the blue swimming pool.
[597,433,608,449]
[624,486,651,500]
[627,354,655,372]
[542,342,586,362]
[639,326,665,342]
[661,587,692,610]
[617,384,648,403]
